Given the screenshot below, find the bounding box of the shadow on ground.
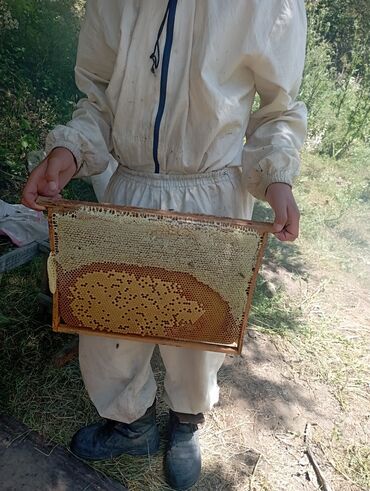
[218,333,319,432]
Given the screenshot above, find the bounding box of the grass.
[311,424,370,490]
[243,149,369,489]
[0,150,369,490]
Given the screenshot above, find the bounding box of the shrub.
[302,1,370,158]
[0,0,83,200]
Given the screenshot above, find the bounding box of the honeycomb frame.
[41,198,272,354]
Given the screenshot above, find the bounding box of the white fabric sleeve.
[45,1,115,178]
[242,0,308,201]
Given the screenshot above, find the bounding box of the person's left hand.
[265,182,300,242]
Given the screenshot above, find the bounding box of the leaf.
[21,139,29,149]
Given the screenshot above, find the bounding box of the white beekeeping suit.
[45,0,307,422]
[86,157,118,202]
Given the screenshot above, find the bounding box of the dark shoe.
[70,402,160,460]
[165,410,202,490]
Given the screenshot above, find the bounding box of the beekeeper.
[22,1,307,489]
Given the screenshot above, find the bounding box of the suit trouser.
[79,166,255,423]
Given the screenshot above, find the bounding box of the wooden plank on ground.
[0,415,128,491]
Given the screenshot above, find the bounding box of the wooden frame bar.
[38,198,275,234]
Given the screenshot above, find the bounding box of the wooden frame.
[40,198,272,355]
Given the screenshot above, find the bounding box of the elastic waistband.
[115,166,241,189]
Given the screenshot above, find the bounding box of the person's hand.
[21,147,77,211]
[265,182,300,242]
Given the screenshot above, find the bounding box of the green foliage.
[2,0,82,99]
[302,0,370,158]
[306,0,370,76]
[0,0,83,200]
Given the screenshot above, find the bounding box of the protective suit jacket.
[46,0,307,201]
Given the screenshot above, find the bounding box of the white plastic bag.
[0,200,49,247]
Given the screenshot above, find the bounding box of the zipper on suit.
[152,0,178,174]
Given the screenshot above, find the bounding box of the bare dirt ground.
[187,170,370,490]
[192,269,369,491]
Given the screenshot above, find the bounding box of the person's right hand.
[21,147,77,211]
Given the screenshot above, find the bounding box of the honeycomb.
[46,203,268,352]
